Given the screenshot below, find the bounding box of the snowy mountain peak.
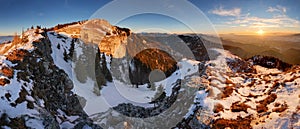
[0,29,44,56]
[51,19,131,58]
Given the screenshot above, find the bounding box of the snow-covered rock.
[188,49,300,129]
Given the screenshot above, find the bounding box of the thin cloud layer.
[267,5,287,13]
[211,5,300,31]
[234,15,299,28]
[210,6,241,17]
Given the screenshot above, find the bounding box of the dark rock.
[247,55,292,71]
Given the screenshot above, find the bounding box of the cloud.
[231,14,299,28]
[210,6,241,17]
[267,5,287,13]
[210,5,300,33]
[220,5,299,28]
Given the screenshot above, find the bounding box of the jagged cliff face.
[98,26,129,58]
[53,19,130,58]
[82,20,130,58]
[178,35,211,61]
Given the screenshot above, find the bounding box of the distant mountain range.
[219,34,300,65]
[0,36,13,44]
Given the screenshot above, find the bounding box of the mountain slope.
[0,29,101,128]
[0,19,299,129]
[178,49,300,129]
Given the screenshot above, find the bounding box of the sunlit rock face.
[99,26,130,58]
[80,19,130,58]
[54,19,130,58]
[80,19,114,44]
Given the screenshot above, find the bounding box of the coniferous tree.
[101,53,112,82]
[95,47,106,87]
[150,82,156,91]
[57,44,60,49]
[69,38,76,61]
[152,84,164,101]
[34,28,39,34]
[93,83,101,96]
[63,49,68,62]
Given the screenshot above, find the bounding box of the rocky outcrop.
[0,31,101,128]
[226,57,255,73]
[80,19,130,58]
[247,55,293,71]
[52,19,130,58]
[178,35,210,61]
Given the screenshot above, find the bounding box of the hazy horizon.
[1,0,300,36]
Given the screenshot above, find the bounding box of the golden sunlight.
[256,29,265,35]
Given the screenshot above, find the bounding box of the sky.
[0,0,299,35]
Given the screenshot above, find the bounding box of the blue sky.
[0,0,299,35]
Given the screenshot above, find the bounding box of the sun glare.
[256,29,265,35]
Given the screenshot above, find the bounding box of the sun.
[256,29,265,35]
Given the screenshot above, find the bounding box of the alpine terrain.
[0,19,299,129]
